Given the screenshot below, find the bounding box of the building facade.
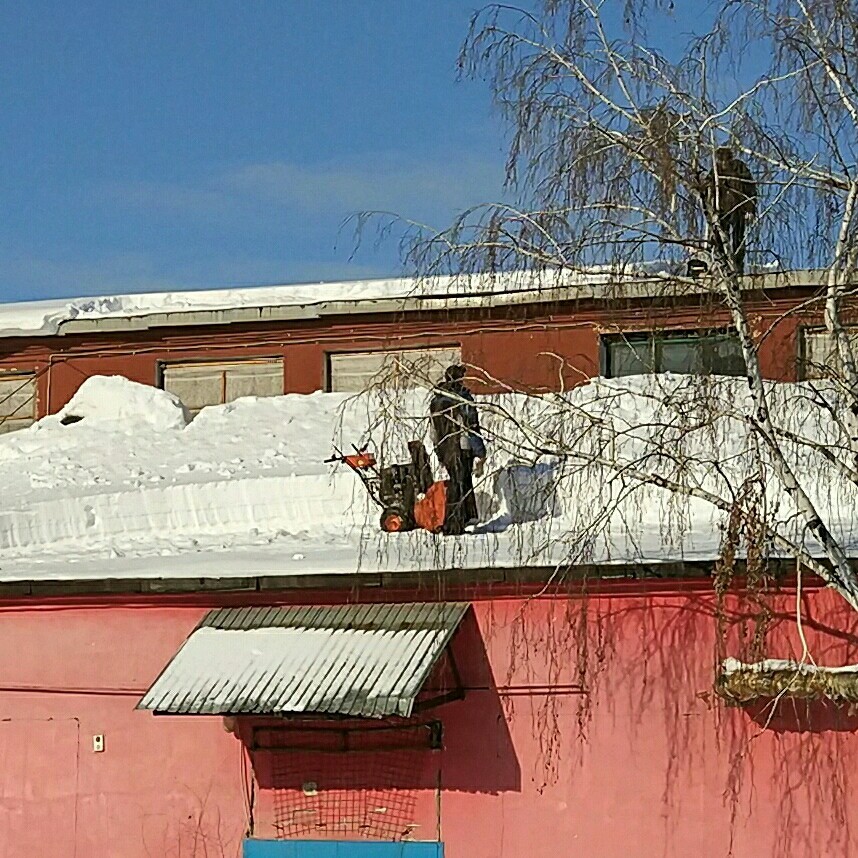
[0,270,849,434]
[1,572,856,858]
[1,272,857,856]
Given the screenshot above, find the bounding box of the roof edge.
[54,269,826,336]
[0,557,819,601]
[0,268,829,340]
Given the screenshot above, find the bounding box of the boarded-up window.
[0,372,37,434]
[161,359,283,414]
[801,327,858,379]
[328,346,462,393]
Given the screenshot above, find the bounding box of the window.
[603,331,745,378]
[160,358,283,414]
[800,327,858,379]
[327,346,462,393]
[0,372,37,434]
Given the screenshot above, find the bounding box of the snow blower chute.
[326,441,447,533]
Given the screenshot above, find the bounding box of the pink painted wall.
[0,605,247,857]
[1,585,857,857]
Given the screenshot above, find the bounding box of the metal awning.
[138,603,468,718]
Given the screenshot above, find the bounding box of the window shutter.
[328,347,462,393]
[161,359,284,414]
[800,329,858,379]
[223,363,283,400]
[0,373,37,434]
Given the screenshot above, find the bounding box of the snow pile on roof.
[0,266,680,337]
[0,373,854,582]
[54,375,190,431]
[0,279,417,336]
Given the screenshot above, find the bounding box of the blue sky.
[0,1,513,301]
[0,2,715,302]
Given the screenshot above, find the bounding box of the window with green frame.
[603,330,745,378]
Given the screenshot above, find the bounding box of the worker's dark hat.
[444,364,467,381]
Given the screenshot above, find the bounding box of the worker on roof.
[429,364,486,535]
[702,146,757,274]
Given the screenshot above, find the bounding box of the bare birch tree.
[350,0,858,621]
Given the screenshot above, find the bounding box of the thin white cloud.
[222,155,505,214]
[112,182,229,218]
[8,153,506,300]
[107,153,506,222]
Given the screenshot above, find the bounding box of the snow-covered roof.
[0,268,821,338]
[0,373,854,589]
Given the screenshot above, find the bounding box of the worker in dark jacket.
[430,365,486,535]
[703,147,757,273]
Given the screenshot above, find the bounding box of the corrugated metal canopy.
[138,603,468,718]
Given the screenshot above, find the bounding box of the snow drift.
[55,375,190,430]
[0,373,854,582]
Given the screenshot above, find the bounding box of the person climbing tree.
[429,364,486,535]
[703,147,757,273]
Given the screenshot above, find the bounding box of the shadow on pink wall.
[235,609,521,841]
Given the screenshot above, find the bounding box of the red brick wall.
[0,293,819,417]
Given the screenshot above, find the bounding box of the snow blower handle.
[324,447,377,471]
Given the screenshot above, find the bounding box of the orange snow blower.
[326,441,447,534]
